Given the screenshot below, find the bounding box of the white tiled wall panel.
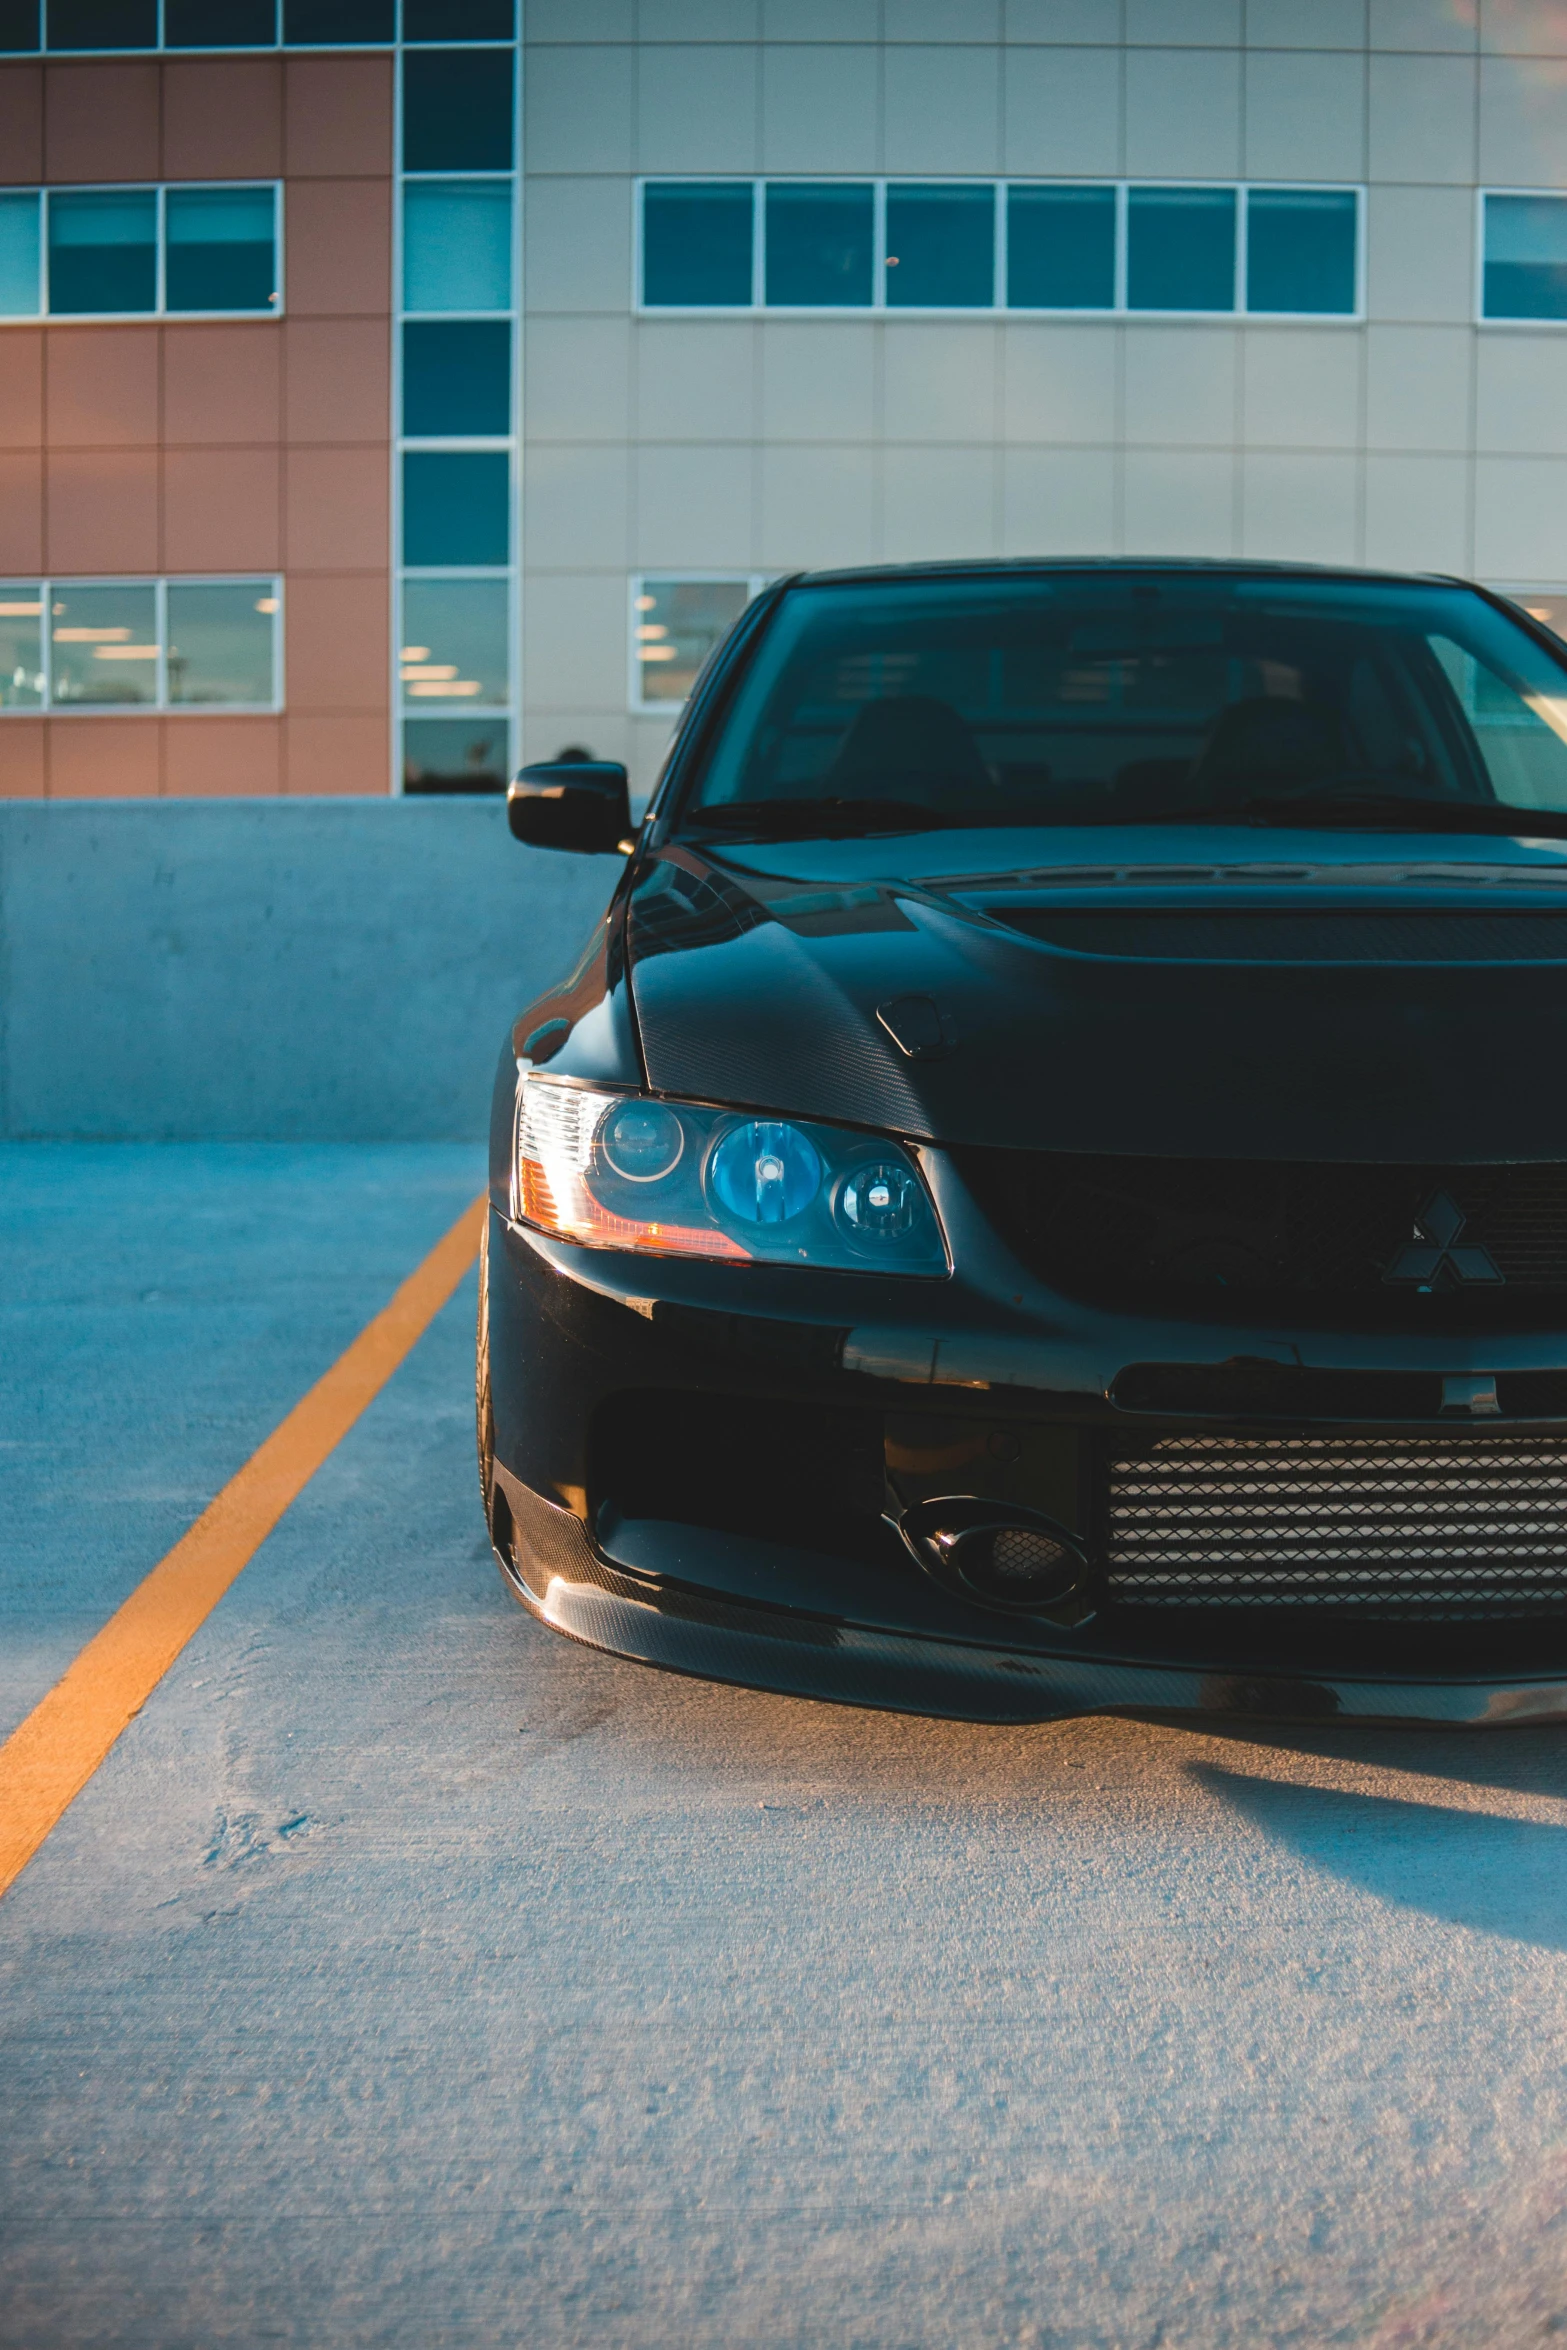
[522,6,1567,765]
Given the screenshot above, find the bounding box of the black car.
[479,559,1567,1726]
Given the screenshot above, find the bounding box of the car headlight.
[513,1074,948,1275]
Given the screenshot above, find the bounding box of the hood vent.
[993,908,1567,962]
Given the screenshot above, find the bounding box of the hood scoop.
[990,907,1567,962]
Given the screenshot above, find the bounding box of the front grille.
[957,1148,1567,1316]
[1105,1431,1567,1614]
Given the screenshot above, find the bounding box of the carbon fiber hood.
[626,825,1567,1162]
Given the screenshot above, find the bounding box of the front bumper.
[491,1465,1567,1726]
[484,1166,1567,1726]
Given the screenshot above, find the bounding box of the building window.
[282,0,391,38]
[164,0,277,42]
[402,452,510,567]
[401,180,512,312]
[397,40,518,795]
[398,576,511,791]
[1483,192,1567,322]
[404,0,513,35]
[1006,185,1115,310]
[1246,187,1359,316]
[0,183,280,320]
[48,0,156,46]
[165,185,277,312]
[0,0,497,50]
[637,179,1364,319]
[0,194,41,316]
[631,577,764,713]
[642,182,753,308]
[1126,186,1236,312]
[49,190,157,314]
[400,576,509,708]
[764,182,873,308]
[885,183,995,308]
[402,320,510,436]
[402,717,509,795]
[0,578,282,712]
[402,46,514,172]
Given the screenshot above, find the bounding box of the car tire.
[476,1207,495,1523]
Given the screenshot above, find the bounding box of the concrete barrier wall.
[0,802,617,1140]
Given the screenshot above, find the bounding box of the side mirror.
[506,761,632,854]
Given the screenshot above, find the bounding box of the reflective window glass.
[48,190,155,314]
[642,182,752,306]
[764,183,873,307]
[404,0,512,33]
[0,584,44,708]
[1246,188,1356,314]
[402,181,511,312]
[1484,193,1567,321]
[635,578,750,707]
[1006,185,1115,309]
[50,583,159,705]
[400,578,508,708]
[0,1,39,49]
[46,0,155,44]
[1127,186,1236,311]
[402,716,509,795]
[402,49,514,171]
[165,187,277,313]
[402,452,510,566]
[282,0,392,37]
[0,193,40,316]
[165,0,277,46]
[402,320,510,435]
[884,184,994,308]
[166,582,275,706]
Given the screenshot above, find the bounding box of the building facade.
[5,2,1567,801]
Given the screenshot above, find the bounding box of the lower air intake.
[1105,1432,1567,1615]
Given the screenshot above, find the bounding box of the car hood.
[626,824,1567,1162]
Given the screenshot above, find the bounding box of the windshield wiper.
[688,796,959,839]
[1147,789,1567,839]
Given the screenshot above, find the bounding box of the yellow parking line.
[0,1193,488,1902]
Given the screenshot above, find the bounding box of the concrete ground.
[5,1146,1567,2348]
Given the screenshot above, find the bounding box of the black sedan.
[479,559,1567,1726]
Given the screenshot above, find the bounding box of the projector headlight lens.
[513,1075,946,1274]
[599,1099,684,1183]
[707,1119,821,1226]
[837,1160,920,1242]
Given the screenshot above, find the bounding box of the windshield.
[683,572,1567,835]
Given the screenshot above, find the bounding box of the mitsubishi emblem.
[1383,1191,1503,1288]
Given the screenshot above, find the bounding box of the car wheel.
[476,1207,495,1521]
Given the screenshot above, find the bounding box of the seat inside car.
[1189,694,1353,798]
[827,693,994,803]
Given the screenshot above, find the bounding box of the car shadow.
[1189,1728,1567,1952]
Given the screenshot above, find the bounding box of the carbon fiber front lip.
[490,1475,1567,1728]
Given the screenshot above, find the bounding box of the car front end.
[481,559,1567,1725]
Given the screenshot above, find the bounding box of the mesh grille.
[991,1528,1068,1577]
[1105,1432,1567,1614]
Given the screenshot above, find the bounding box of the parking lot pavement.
[5,1147,1567,2348]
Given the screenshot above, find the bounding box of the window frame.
[0,574,284,715]
[0,180,283,323]
[1,2,514,52]
[633,177,1366,323]
[392,28,522,794]
[628,572,768,717]
[1477,187,1567,329]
